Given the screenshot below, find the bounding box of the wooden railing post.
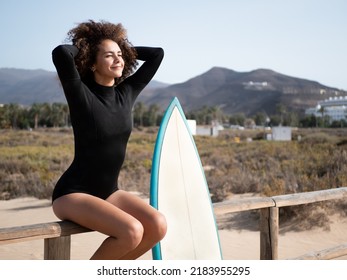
[260,206,279,260]
[44,236,71,260]
[270,207,279,260]
[260,207,271,259]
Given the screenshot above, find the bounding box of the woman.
[51,20,167,260]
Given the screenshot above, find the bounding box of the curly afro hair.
[66,20,138,84]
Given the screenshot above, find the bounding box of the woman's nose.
[114,55,121,63]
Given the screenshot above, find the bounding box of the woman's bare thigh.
[52,192,141,238]
[106,190,166,237]
[106,190,159,223]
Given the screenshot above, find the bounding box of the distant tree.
[28,103,42,129]
[0,105,10,128]
[133,102,147,127]
[299,115,317,127]
[244,118,255,129]
[143,104,160,126]
[317,105,325,118]
[330,119,347,128]
[50,103,68,127]
[62,103,70,127]
[209,106,224,124]
[269,114,281,126]
[186,106,207,125]
[16,108,30,129]
[7,104,22,129]
[253,112,268,126]
[276,103,287,125]
[0,102,70,129]
[229,113,246,126]
[37,103,51,127]
[317,105,329,127]
[186,106,226,125]
[283,112,299,127]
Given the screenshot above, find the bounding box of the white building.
[305,96,347,122]
[187,119,223,137]
[270,126,292,141]
[187,120,197,135]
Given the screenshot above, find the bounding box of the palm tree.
[276,104,287,125]
[7,104,22,129]
[317,104,326,127]
[51,103,68,127]
[29,103,42,129]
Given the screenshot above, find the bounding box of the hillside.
[0,67,344,116]
[0,68,65,104]
[0,68,169,106]
[138,67,344,116]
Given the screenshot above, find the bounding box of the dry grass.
[1,127,347,230]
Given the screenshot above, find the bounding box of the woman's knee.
[149,212,167,242]
[121,219,144,250]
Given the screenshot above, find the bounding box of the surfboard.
[150,97,222,260]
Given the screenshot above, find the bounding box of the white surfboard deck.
[150,97,222,260]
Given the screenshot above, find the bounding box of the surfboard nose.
[150,97,222,260]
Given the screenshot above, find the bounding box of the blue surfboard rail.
[150,98,180,259]
[150,97,222,260]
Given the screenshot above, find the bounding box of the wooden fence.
[214,186,347,260]
[1,187,347,260]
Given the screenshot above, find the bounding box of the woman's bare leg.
[52,193,145,259]
[106,190,167,260]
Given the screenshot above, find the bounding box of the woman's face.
[93,39,124,86]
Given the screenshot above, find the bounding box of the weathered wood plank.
[290,243,347,260]
[214,197,275,215]
[0,221,91,245]
[272,187,347,208]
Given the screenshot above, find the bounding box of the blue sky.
[0,0,346,90]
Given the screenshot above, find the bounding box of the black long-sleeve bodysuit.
[51,45,164,201]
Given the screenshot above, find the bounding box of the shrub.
[1,127,347,232]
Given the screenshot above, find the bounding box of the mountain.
[0,67,344,116]
[0,68,169,105]
[138,67,344,116]
[0,68,65,104]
